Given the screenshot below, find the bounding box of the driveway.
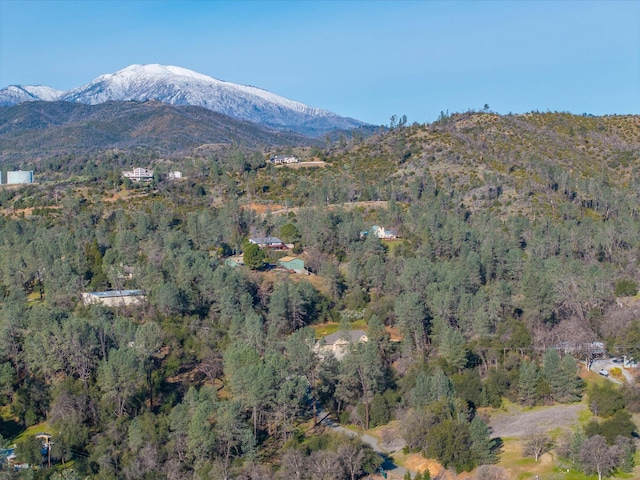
[317,406,413,479]
[589,358,636,384]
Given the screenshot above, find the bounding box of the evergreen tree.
[469,417,498,464]
[559,354,583,402]
[425,419,476,472]
[518,360,539,406]
[542,349,563,401]
[439,325,468,372]
[243,243,266,270]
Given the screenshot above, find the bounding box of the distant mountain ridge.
[0,85,65,105]
[0,64,368,136]
[0,100,318,163]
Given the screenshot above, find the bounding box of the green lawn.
[310,320,368,340]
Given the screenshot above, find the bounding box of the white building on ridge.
[7,170,34,184]
[123,167,153,182]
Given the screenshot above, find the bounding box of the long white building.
[123,167,153,182]
[6,170,34,184]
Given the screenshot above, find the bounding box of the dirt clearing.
[488,402,587,438]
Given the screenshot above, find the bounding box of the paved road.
[317,406,413,479]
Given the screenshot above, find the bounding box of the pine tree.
[469,417,498,464]
[518,360,540,406]
[542,349,564,401]
[559,354,583,402]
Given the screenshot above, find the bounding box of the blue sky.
[0,1,638,125]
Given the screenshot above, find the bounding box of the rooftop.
[322,329,368,345]
[86,289,145,298]
[251,236,283,244]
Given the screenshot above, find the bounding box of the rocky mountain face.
[0,64,368,136]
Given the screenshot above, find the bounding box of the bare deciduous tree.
[278,449,307,480]
[579,435,620,480]
[475,465,509,480]
[523,431,552,462]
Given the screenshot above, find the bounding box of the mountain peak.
[109,64,217,82]
[0,64,367,136]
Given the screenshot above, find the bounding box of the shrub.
[369,394,390,427]
[614,279,638,297]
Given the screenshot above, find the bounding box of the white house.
[269,155,299,165]
[373,226,398,240]
[360,226,399,240]
[123,167,153,182]
[316,330,369,361]
[168,171,182,179]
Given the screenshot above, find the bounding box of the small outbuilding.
[277,256,305,272]
[224,257,244,268]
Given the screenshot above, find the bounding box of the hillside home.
[0,448,15,467]
[249,236,285,249]
[316,330,368,360]
[269,155,299,165]
[168,171,182,179]
[360,226,399,240]
[82,289,146,307]
[123,167,153,182]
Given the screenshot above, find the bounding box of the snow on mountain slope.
[0,85,65,106]
[1,64,367,135]
[65,64,323,114]
[60,64,365,134]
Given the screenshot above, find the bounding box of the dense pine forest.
[0,111,639,480]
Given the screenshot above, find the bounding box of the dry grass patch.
[404,454,448,479]
[244,202,285,215]
[256,269,331,296]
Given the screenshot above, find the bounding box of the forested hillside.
[0,101,319,164]
[0,111,639,479]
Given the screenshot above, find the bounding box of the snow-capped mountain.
[1,64,367,136]
[0,85,65,106]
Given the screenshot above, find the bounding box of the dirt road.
[259,200,391,218]
[317,406,412,479]
[488,403,587,438]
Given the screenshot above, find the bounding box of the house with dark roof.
[249,236,285,249]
